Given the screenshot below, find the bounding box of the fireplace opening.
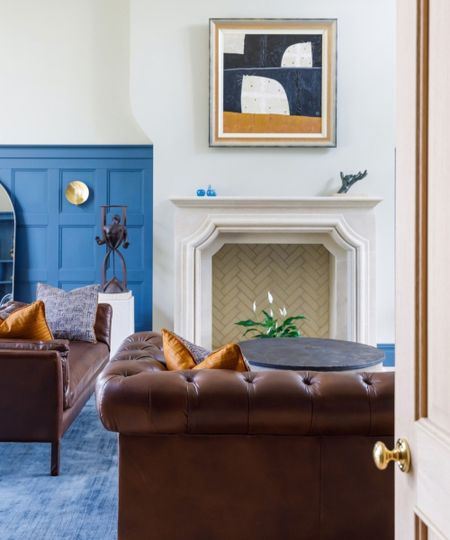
[212,243,331,349]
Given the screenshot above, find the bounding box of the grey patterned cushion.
[36,283,100,343]
[177,334,210,364]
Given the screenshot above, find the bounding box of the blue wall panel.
[0,145,153,331]
[377,344,395,367]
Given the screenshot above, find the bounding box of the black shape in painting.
[223,68,322,117]
[224,34,322,69]
[223,33,323,118]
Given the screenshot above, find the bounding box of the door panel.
[0,146,153,331]
[429,530,445,540]
[397,0,450,537]
[428,0,450,438]
[416,422,450,538]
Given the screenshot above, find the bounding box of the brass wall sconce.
[65,181,90,206]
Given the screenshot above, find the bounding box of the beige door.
[395,0,450,538]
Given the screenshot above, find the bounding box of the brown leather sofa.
[97,332,394,540]
[0,300,112,475]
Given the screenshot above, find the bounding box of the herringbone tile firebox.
[212,244,330,348]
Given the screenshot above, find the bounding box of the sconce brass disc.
[65,181,90,206]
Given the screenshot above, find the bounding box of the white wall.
[0,0,396,342]
[0,0,145,144]
[130,0,396,342]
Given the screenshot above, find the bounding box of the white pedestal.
[98,291,135,357]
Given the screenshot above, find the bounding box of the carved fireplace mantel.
[171,196,382,349]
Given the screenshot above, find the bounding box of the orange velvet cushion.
[0,300,54,341]
[161,329,247,372]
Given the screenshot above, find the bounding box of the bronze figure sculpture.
[338,170,368,194]
[96,205,130,293]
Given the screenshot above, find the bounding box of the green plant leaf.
[235,319,258,327]
[243,328,260,336]
[281,326,301,336]
[235,320,268,328]
[236,309,305,339]
[281,324,299,331]
[283,315,306,325]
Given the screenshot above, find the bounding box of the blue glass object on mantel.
[196,188,206,197]
[207,185,217,196]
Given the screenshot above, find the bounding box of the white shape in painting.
[281,42,313,68]
[223,32,245,54]
[241,75,290,115]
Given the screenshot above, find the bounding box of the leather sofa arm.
[0,349,63,441]
[112,331,165,364]
[96,367,394,437]
[0,339,71,408]
[0,339,70,355]
[95,304,113,349]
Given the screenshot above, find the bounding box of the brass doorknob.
[373,438,411,473]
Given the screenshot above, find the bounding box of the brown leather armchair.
[0,300,112,475]
[97,333,394,540]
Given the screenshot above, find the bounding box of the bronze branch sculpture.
[96,205,130,293]
[338,170,368,194]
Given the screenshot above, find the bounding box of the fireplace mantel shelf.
[170,196,382,209]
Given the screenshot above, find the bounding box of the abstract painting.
[210,19,337,147]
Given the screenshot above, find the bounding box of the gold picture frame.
[209,18,337,147]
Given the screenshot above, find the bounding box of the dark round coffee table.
[238,337,385,372]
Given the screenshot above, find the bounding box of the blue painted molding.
[377,343,395,367]
[0,145,152,159]
[0,144,153,332]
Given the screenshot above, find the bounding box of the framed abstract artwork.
[209,19,337,147]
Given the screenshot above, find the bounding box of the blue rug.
[0,397,118,540]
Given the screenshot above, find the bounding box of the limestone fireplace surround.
[171,197,381,349]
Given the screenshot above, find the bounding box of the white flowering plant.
[235,291,306,339]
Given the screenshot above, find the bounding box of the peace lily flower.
[236,294,305,339]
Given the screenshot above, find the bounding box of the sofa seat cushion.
[66,341,109,409]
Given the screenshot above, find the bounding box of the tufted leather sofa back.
[97,332,394,436]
